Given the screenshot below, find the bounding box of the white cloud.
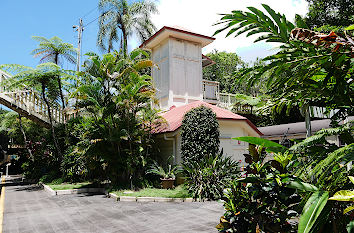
[151,0,308,62]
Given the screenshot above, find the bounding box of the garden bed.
[111,185,191,199]
[48,182,93,190]
[41,182,106,196]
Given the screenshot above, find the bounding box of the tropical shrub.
[217,137,301,233]
[67,49,159,186]
[147,158,182,179]
[183,152,239,201]
[286,123,354,233]
[181,105,220,165]
[180,105,239,200]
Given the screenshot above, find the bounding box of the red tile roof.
[153,101,262,135]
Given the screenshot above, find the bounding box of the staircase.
[0,70,65,127]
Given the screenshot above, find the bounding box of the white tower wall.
[152,37,203,110]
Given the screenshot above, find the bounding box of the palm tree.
[31,36,77,108]
[72,49,157,185]
[97,0,158,54]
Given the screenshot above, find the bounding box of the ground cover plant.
[111,185,191,198]
[48,182,92,191]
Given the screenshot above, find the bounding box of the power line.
[81,6,99,19]
[84,14,101,27]
[83,5,116,27]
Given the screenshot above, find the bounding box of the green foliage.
[0,111,46,146]
[214,4,298,43]
[67,49,159,186]
[298,191,329,233]
[48,182,92,190]
[97,0,158,53]
[217,138,301,232]
[215,4,354,232]
[304,0,354,29]
[328,176,354,215]
[112,185,191,198]
[233,136,286,153]
[202,50,245,93]
[348,221,354,233]
[61,145,89,183]
[31,36,77,108]
[146,159,182,179]
[183,152,240,201]
[31,36,77,65]
[181,106,220,165]
[290,122,354,192]
[215,4,354,119]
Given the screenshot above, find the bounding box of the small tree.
[181,105,220,165]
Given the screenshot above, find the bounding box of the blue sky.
[0,1,103,70]
[0,0,308,70]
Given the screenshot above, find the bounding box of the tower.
[140,26,215,110]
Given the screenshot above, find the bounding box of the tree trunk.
[122,26,128,57]
[305,105,312,138]
[18,114,33,160]
[57,76,66,109]
[41,83,62,160]
[54,53,66,109]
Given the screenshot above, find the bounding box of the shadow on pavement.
[12,185,42,192]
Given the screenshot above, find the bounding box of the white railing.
[218,93,238,109]
[202,79,239,109]
[0,70,65,125]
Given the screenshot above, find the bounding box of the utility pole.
[73,19,84,72]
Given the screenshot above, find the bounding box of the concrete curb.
[110,195,201,203]
[41,183,57,196]
[39,183,105,196]
[108,192,119,200]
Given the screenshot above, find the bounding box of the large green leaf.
[349,176,354,184]
[236,176,260,183]
[348,221,354,233]
[287,181,319,192]
[345,24,354,31]
[298,191,329,233]
[233,136,286,150]
[344,205,354,215]
[329,190,354,201]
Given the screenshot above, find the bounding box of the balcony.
[202,79,238,109]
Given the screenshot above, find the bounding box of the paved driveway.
[2,177,224,233]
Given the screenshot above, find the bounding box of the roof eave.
[139,26,215,49]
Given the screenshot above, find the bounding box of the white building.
[140,26,262,164]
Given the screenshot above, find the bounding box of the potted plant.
[147,160,182,189]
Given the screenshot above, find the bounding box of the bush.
[181,105,219,165]
[217,138,301,233]
[183,152,240,200]
[61,146,88,183]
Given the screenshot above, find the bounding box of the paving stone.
[2,176,224,233]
